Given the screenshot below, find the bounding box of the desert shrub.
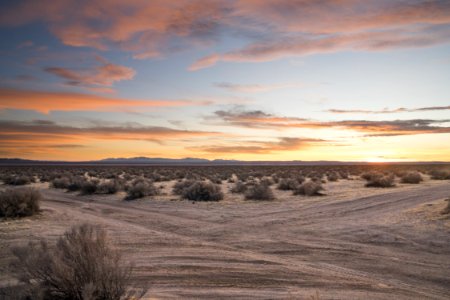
[0,188,41,218]
[208,176,222,184]
[230,180,247,194]
[361,171,380,181]
[430,170,450,180]
[2,175,33,186]
[10,223,138,300]
[277,178,299,190]
[293,181,324,196]
[66,176,86,192]
[172,180,196,195]
[80,179,99,195]
[181,181,223,201]
[51,177,71,189]
[327,172,339,182]
[260,176,274,186]
[244,183,274,200]
[365,173,395,188]
[125,178,159,200]
[96,180,122,194]
[401,172,423,184]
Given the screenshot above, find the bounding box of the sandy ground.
[1,178,449,299]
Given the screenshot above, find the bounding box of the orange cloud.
[192,26,450,68]
[45,57,135,88]
[234,0,450,34]
[0,119,223,158]
[211,108,450,136]
[0,88,211,113]
[0,0,228,58]
[326,105,450,114]
[2,0,449,67]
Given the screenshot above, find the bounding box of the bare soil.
[1,179,449,299]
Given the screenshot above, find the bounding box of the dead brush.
[400,172,423,184]
[9,223,144,300]
[244,182,274,200]
[125,178,159,200]
[293,180,324,196]
[0,188,41,218]
[362,172,396,188]
[180,181,223,201]
[230,180,247,193]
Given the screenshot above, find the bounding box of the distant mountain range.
[0,157,448,165]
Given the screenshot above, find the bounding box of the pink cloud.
[0,88,212,114]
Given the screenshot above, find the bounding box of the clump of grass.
[244,182,274,200]
[400,172,423,184]
[293,181,324,196]
[0,188,41,218]
[125,178,159,200]
[363,172,395,188]
[181,181,223,201]
[10,223,141,300]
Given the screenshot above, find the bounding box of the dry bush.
[0,188,41,218]
[96,180,122,194]
[51,177,71,189]
[361,171,380,182]
[125,178,159,200]
[364,173,395,188]
[429,170,450,180]
[172,180,196,195]
[181,181,223,201]
[327,172,339,182]
[277,178,299,191]
[244,183,274,200]
[260,176,274,186]
[10,224,141,300]
[401,172,423,184]
[293,181,324,196]
[230,180,247,194]
[2,175,33,186]
[80,179,99,195]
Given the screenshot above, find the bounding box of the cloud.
[0,88,212,113]
[188,54,221,71]
[45,56,135,88]
[192,24,450,68]
[212,108,307,128]
[212,108,450,136]
[0,0,229,59]
[189,137,324,154]
[214,82,302,93]
[2,1,450,68]
[326,105,450,114]
[0,120,221,154]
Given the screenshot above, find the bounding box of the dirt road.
[1,181,449,299]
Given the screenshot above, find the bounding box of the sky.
[0,0,449,162]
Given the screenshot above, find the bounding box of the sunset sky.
[0,0,449,162]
